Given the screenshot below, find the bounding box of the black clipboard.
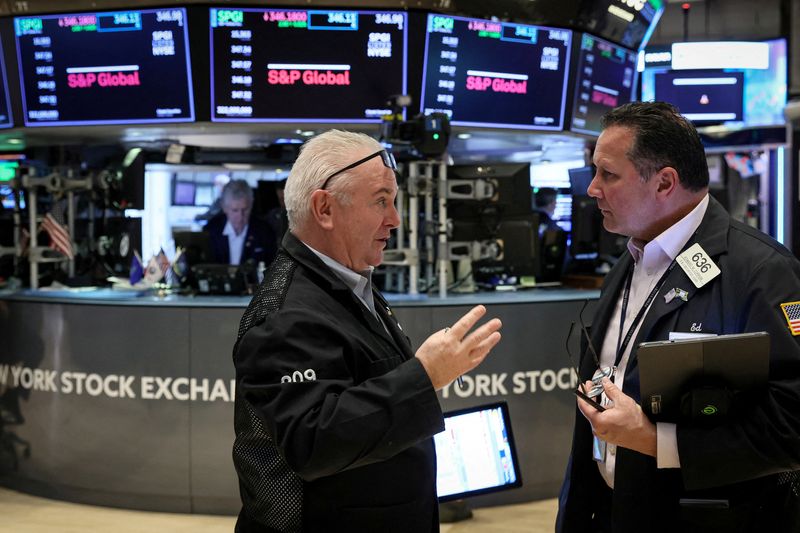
[637,332,769,422]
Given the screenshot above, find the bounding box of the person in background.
[534,187,568,282]
[557,101,800,533]
[205,179,277,266]
[232,129,502,532]
[533,186,561,233]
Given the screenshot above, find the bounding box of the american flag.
[157,248,175,286]
[144,255,163,284]
[780,301,800,336]
[156,248,171,275]
[40,211,74,260]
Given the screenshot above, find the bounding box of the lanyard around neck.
[614,260,677,368]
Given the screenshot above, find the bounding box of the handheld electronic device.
[435,401,522,501]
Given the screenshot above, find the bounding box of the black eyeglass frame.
[320,149,397,191]
[565,300,616,400]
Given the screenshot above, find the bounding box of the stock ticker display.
[421,14,572,131]
[14,8,195,126]
[570,34,637,136]
[210,8,407,122]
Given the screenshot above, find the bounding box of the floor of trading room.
[0,486,558,532]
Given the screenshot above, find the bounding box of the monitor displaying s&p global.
[421,14,571,131]
[14,8,195,126]
[210,8,407,122]
[570,34,637,136]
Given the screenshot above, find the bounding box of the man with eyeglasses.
[231,129,502,532]
[557,102,800,533]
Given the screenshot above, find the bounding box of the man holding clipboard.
[557,102,800,533]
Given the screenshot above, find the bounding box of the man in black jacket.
[232,130,502,532]
[557,102,800,533]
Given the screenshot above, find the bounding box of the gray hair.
[284,130,382,231]
[221,179,254,207]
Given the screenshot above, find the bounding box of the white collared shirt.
[223,221,248,266]
[302,242,380,322]
[598,194,709,488]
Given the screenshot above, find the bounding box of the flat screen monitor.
[654,70,744,124]
[173,230,212,265]
[447,163,533,219]
[0,185,23,210]
[451,214,541,282]
[570,33,637,136]
[195,184,215,206]
[172,180,196,206]
[531,161,585,233]
[115,148,145,210]
[14,8,195,126]
[435,401,522,501]
[210,8,407,122]
[567,165,594,195]
[421,14,571,130]
[640,38,787,128]
[569,194,602,258]
[570,194,627,261]
[562,165,596,237]
[0,160,20,182]
[573,0,664,51]
[0,40,13,128]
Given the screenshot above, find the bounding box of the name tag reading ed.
[676,243,720,288]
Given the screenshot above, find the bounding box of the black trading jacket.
[233,232,444,533]
[558,197,800,533]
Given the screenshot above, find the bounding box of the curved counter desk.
[0,287,599,514]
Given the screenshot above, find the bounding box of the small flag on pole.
[156,248,170,275]
[144,255,163,284]
[129,251,144,285]
[156,248,174,285]
[40,212,74,259]
[172,248,188,279]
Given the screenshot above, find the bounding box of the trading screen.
[210,8,407,122]
[570,33,637,136]
[0,40,12,128]
[435,404,519,500]
[421,14,571,130]
[15,8,195,126]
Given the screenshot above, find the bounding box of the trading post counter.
[0,287,599,514]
